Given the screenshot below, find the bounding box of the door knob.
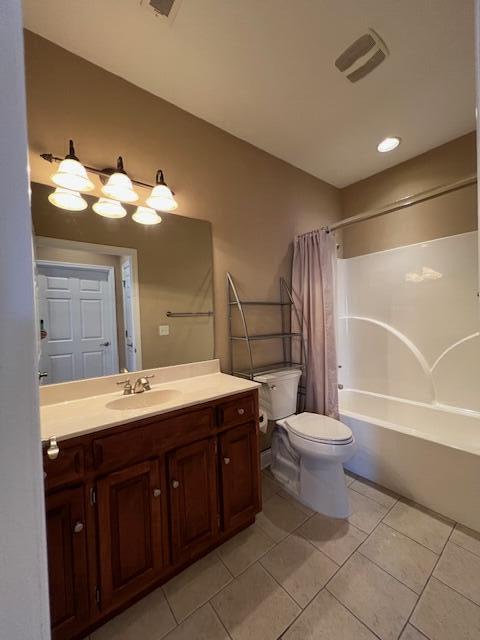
[73,522,84,534]
[100,341,111,347]
[172,480,180,489]
[224,457,231,465]
[38,371,48,381]
[153,488,161,498]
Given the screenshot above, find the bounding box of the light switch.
[158,325,170,336]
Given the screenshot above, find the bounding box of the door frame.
[120,258,139,371]
[36,236,143,369]
[36,259,120,378]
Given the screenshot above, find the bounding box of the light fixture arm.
[40,151,158,191]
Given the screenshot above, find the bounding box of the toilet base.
[300,458,351,518]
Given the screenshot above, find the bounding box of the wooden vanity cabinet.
[97,458,169,611]
[45,486,89,640]
[43,389,260,639]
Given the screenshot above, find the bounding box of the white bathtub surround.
[338,231,480,412]
[341,389,480,532]
[291,229,338,417]
[40,359,260,441]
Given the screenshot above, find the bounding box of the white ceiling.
[22,0,476,187]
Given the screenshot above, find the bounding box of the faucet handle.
[116,379,132,395]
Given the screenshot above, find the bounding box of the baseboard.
[260,448,272,469]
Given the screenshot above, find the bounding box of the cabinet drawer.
[218,394,256,428]
[44,445,84,491]
[93,426,153,473]
[151,408,214,452]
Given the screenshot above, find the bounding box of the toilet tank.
[253,368,303,420]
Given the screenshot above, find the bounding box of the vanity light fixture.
[132,206,162,225]
[377,136,401,153]
[101,157,139,203]
[92,197,127,219]
[48,187,88,211]
[50,140,95,192]
[146,170,178,212]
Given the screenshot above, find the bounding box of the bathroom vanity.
[41,362,261,640]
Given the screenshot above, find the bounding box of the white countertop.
[40,371,260,442]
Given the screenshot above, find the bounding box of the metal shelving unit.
[227,272,306,380]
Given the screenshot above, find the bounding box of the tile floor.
[91,469,480,640]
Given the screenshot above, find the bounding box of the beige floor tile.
[217,522,275,576]
[434,541,480,605]
[347,488,390,534]
[282,588,377,640]
[411,577,480,640]
[211,562,300,640]
[327,553,417,640]
[298,512,367,565]
[256,494,310,542]
[383,500,454,553]
[91,587,176,640]
[360,523,438,593]
[451,523,480,558]
[399,624,429,639]
[260,533,338,607]
[163,552,232,622]
[262,472,280,501]
[277,489,315,516]
[162,604,229,640]
[350,478,398,508]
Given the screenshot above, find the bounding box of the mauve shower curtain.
[292,229,338,418]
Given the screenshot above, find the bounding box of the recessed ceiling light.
[377,136,401,153]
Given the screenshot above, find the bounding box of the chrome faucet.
[116,375,154,395]
[133,375,154,393]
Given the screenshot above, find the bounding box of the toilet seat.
[284,412,353,445]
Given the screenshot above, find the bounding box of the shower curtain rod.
[324,174,477,233]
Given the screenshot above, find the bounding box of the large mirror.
[31,182,214,384]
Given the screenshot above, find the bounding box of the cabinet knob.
[73,521,84,534]
[153,488,161,498]
[224,457,231,465]
[237,408,245,415]
[172,480,180,489]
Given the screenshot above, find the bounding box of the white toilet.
[254,368,356,518]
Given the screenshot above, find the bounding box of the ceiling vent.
[335,29,389,82]
[140,0,183,22]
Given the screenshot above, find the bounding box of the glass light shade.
[146,184,178,212]
[51,158,94,192]
[132,206,162,225]
[93,197,127,219]
[101,172,139,203]
[48,187,87,211]
[377,136,401,153]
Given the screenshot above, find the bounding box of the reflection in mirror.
[31,182,214,384]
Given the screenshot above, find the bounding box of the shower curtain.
[292,229,338,418]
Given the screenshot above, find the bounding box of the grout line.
[432,574,480,610]
[378,520,445,556]
[207,602,234,640]
[398,522,456,640]
[326,590,384,640]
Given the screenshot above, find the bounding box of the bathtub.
[340,389,480,532]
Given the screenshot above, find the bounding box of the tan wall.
[340,133,477,257]
[31,183,214,370]
[24,31,341,372]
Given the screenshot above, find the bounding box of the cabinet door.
[219,422,260,531]
[97,458,168,611]
[46,486,89,640]
[168,438,218,563]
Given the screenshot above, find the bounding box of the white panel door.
[121,260,137,371]
[37,263,118,383]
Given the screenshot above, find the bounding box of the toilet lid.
[285,412,353,444]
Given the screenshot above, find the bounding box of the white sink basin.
[106,389,182,411]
